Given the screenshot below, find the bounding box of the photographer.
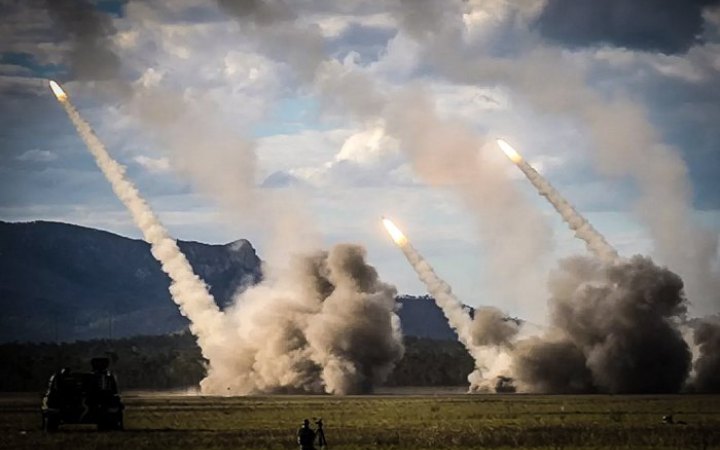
[297,419,316,450]
[315,418,327,448]
[296,418,327,450]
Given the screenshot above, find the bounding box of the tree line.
[0,334,474,392]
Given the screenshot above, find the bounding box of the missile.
[497,138,523,164]
[495,138,618,262]
[381,216,408,246]
[49,80,68,102]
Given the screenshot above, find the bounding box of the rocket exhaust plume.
[381,217,407,246]
[49,80,68,101]
[497,139,618,263]
[381,217,475,356]
[382,217,515,390]
[48,80,225,361]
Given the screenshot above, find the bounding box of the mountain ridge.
[0,220,458,342]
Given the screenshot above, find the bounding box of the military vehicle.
[41,357,124,431]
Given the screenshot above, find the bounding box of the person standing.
[297,419,316,450]
[316,419,327,448]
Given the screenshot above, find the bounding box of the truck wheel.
[97,414,123,431]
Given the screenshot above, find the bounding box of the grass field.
[1,392,719,449]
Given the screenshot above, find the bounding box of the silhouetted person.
[315,418,327,448]
[297,419,316,450]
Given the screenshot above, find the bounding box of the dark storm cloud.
[216,0,295,24]
[535,0,720,54]
[214,0,325,81]
[44,0,121,80]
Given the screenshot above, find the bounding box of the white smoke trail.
[50,81,226,360]
[382,218,510,390]
[497,139,618,263]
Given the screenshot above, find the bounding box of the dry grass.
[1,392,719,449]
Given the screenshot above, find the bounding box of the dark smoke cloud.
[470,307,519,348]
[535,0,720,54]
[512,336,594,394]
[203,243,404,395]
[513,255,692,394]
[306,244,405,394]
[690,316,720,392]
[44,0,121,80]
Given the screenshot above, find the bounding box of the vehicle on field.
[41,357,124,431]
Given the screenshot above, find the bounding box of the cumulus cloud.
[285,125,405,187]
[16,149,57,162]
[133,155,171,173]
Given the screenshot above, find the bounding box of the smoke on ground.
[470,307,520,348]
[511,255,691,394]
[202,244,404,395]
[688,315,720,392]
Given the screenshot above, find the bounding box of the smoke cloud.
[40,1,720,396]
[470,307,520,348]
[381,90,553,315]
[499,140,618,263]
[204,1,558,314]
[384,219,517,390]
[512,335,594,394]
[55,86,403,395]
[689,316,720,392]
[512,255,692,394]
[52,87,227,367]
[202,243,404,394]
[44,0,121,81]
[387,1,720,316]
[41,0,320,265]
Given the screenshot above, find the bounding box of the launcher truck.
[41,357,124,431]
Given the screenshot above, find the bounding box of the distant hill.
[395,295,460,341]
[0,221,459,342]
[0,221,262,342]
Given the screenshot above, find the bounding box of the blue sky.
[1,0,719,321]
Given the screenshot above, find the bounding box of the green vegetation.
[1,393,719,449]
[3,334,718,448]
[0,335,474,392]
